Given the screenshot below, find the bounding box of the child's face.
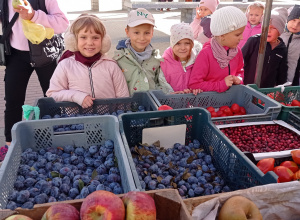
[125,24,154,52]
[221,26,245,49]
[248,7,264,25]
[287,19,300,34]
[172,39,193,61]
[77,27,102,57]
[267,25,279,43]
[197,6,212,18]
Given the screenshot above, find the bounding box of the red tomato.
[211,112,218,118]
[216,110,223,117]
[293,170,300,180]
[223,108,233,116]
[219,106,230,111]
[206,106,215,113]
[291,150,300,165]
[240,107,246,115]
[230,103,240,114]
[291,100,300,107]
[257,158,275,174]
[158,105,173,111]
[280,161,299,173]
[273,166,294,182]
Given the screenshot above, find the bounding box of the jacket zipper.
[227,49,231,75]
[88,62,97,98]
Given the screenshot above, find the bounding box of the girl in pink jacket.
[189,6,247,94]
[238,2,265,49]
[161,23,202,93]
[46,14,129,108]
[190,0,219,44]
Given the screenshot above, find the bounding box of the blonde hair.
[71,14,106,40]
[247,2,265,13]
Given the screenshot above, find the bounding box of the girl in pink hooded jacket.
[46,14,129,108]
[189,6,246,94]
[161,23,202,93]
[238,2,265,49]
[190,0,219,44]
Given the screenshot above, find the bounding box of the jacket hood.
[116,39,127,50]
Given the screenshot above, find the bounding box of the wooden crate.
[0,189,191,220]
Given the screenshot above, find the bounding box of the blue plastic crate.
[0,116,136,209]
[29,92,158,120]
[119,108,277,193]
[150,85,281,124]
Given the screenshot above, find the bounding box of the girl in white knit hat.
[189,6,247,94]
[160,23,202,93]
[46,14,130,108]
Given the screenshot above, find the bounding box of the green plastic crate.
[248,84,300,121]
[287,112,300,131]
[150,85,281,125]
[29,92,158,120]
[119,108,277,193]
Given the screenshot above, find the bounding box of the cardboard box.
[0,189,191,220]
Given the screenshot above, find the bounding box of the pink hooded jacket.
[161,47,197,92]
[46,55,130,105]
[188,41,244,93]
[8,0,69,51]
[238,21,262,49]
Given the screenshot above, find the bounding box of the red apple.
[80,190,125,220]
[42,203,79,220]
[223,108,233,116]
[211,112,218,118]
[6,215,33,220]
[122,191,156,220]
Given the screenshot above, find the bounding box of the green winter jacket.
[113,40,174,96]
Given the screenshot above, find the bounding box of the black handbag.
[0,12,19,66]
[28,0,65,67]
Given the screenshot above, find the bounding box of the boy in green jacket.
[113,8,174,95]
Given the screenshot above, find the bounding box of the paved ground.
[0,8,181,146]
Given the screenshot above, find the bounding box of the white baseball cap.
[127,8,155,27]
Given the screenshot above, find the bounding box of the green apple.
[12,0,25,9]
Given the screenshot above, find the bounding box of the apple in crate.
[122,191,156,220]
[80,190,125,220]
[42,203,79,220]
[6,215,32,220]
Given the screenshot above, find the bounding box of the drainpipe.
[254,0,273,87]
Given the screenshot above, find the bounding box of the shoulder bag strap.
[0,12,19,44]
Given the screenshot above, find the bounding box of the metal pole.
[254,0,273,88]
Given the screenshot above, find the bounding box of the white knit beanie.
[270,7,288,35]
[210,6,247,36]
[170,23,194,48]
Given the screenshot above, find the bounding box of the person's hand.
[183,89,193,94]
[82,96,95,109]
[14,0,35,20]
[232,76,241,85]
[195,7,201,19]
[192,89,203,96]
[170,91,185,94]
[224,75,234,87]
